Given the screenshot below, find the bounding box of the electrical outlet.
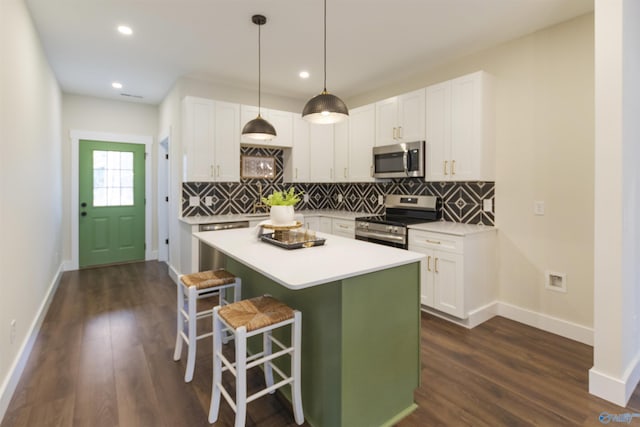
[483,199,493,212]
[9,319,16,344]
[189,196,200,207]
[204,196,213,206]
[378,195,384,205]
[303,194,309,203]
[534,200,545,215]
[337,194,343,203]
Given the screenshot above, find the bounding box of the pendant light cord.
[258,21,262,114]
[323,0,327,92]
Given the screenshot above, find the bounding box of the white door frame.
[70,130,153,270]
[157,129,170,263]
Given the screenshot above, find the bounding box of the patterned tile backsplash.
[182,147,495,225]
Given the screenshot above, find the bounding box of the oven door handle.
[403,151,409,176]
[356,229,406,243]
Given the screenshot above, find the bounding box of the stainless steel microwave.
[372,141,425,178]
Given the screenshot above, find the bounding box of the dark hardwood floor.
[2,261,638,427]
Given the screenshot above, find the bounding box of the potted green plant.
[261,187,303,225]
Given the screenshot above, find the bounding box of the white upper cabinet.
[240,105,294,148]
[309,124,334,182]
[283,117,310,183]
[425,71,494,182]
[375,88,425,146]
[182,96,240,182]
[347,104,376,182]
[333,120,349,182]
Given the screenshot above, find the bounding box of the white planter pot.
[270,205,295,225]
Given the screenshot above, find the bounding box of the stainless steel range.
[355,195,441,249]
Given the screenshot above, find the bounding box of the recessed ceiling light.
[117,25,133,35]
[299,71,310,79]
[112,82,123,89]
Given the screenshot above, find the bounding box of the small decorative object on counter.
[261,187,303,226]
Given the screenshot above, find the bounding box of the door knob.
[81,202,87,207]
[81,212,87,217]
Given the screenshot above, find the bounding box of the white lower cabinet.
[303,216,319,231]
[408,228,496,320]
[319,217,333,234]
[332,219,355,238]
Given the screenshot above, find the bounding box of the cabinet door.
[397,88,425,142]
[348,104,375,182]
[213,101,240,181]
[425,81,451,181]
[304,216,320,231]
[319,217,333,233]
[183,97,215,182]
[309,124,334,182]
[333,120,349,182]
[433,251,464,318]
[287,117,310,183]
[450,73,481,181]
[268,109,294,148]
[375,97,398,146]
[422,250,435,307]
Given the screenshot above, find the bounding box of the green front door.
[79,140,145,268]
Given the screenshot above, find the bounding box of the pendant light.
[242,14,276,141]
[302,0,349,124]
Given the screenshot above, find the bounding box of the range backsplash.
[182,147,495,225]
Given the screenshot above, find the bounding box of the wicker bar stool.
[209,295,304,427]
[173,269,241,382]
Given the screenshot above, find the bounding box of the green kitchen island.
[194,228,425,427]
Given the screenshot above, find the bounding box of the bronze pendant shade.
[302,0,348,124]
[243,14,276,140]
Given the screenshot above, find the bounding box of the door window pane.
[93,150,135,206]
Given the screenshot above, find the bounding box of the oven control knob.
[387,226,392,232]
[393,226,398,233]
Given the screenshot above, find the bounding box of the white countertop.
[180,210,372,225]
[194,228,425,290]
[408,221,496,236]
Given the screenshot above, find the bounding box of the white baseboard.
[146,250,158,261]
[589,350,640,407]
[497,302,593,345]
[422,301,593,346]
[0,263,64,422]
[168,263,180,284]
[421,301,499,329]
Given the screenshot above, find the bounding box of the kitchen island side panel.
[226,258,343,427]
[341,262,420,427]
[226,258,420,427]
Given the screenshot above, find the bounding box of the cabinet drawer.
[408,230,463,253]
[332,219,355,238]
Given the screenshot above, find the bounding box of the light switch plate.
[534,200,545,215]
[204,196,213,206]
[378,195,384,205]
[483,199,493,212]
[337,194,343,203]
[189,196,200,207]
[303,194,309,203]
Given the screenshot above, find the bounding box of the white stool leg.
[263,330,274,391]
[291,311,304,425]
[235,327,247,427]
[185,286,197,382]
[234,279,242,303]
[208,307,224,424]
[173,281,184,361]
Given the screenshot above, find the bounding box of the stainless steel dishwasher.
[199,221,249,271]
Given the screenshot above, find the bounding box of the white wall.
[0,0,63,418]
[61,94,158,261]
[590,0,640,406]
[350,14,595,332]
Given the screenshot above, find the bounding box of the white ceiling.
[25,0,593,105]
